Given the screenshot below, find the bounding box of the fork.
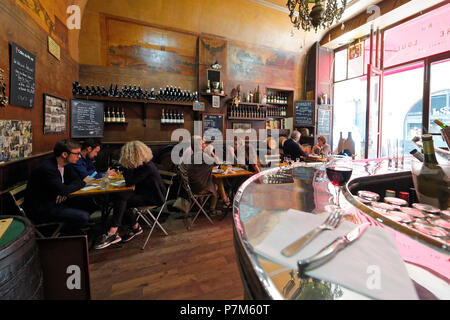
[281,210,343,257]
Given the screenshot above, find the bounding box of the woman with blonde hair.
[95,141,166,249]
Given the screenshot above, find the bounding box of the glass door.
[429,56,450,148]
[366,65,383,158]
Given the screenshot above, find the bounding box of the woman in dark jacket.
[95,141,166,249]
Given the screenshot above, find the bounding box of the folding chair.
[135,170,177,250]
[178,164,214,229]
[9,183,64,238]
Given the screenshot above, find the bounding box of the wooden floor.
[88,210,245,300]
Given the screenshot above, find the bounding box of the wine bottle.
[181,112,184,124]
[410,149,424,162]
[106,108,111,122]
[434,119,447,129]
[111,107,116,122]
[415,134,449,209]
[121,108,126,123]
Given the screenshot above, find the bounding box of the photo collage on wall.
[0,120,32,163]
[44,94,67,134]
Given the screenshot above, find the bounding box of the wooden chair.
[9,183,64,238]
[134,170,177,250]
[178,164,214,229]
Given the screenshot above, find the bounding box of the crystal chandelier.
[286,0,347,32]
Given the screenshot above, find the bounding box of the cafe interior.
[0,0,449,301]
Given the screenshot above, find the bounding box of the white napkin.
[253,209,419,300]
[110,180,125,186]
[80,185,99,191]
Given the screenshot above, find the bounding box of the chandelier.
[286,0,347,32]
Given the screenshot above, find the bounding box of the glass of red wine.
[325,155,353,208]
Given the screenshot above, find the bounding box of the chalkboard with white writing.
[294,101,314,126]
[317,108,331,135]
[70,99,104,138]
[9,43,36,108]
[203,113,224,141]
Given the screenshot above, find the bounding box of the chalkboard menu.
[294,101,314,126]
[203,113,223,141]
[10,43,36,108]
[317,108,331,135]
[70,99,104,138]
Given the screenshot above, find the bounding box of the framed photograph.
[232,122,251,134]
[212,95,220,108]
[44,94,67,134]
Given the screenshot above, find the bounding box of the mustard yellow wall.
[79,0,315,99]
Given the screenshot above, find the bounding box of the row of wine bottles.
[161,108,184,124]
[267,92,288,105]
[228,105,287,118]
[72,82,199,102]
[104,107,126,123]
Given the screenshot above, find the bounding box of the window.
[333,77,367,159]
[334,49,347,82]
[429,58,450,148]
[381,62,424,156]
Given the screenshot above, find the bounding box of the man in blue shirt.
[74,139,117,180]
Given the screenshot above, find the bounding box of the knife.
[297,223,370,275]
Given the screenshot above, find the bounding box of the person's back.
[123,160,166,206]
[283,138,307,160]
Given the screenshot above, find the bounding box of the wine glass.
[325,155,353,208]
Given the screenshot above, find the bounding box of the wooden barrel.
[0,216,44,300]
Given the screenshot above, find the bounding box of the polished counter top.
[232,158,450,300]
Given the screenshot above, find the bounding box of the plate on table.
[212,168,224,174]
[400,207,426,218]
[412,222,449,237]
[432,219,450,230]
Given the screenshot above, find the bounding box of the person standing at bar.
[24,140,96,234]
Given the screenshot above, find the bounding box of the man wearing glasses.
[24,140,96,235]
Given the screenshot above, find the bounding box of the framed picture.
[44,94,67,134]
[212,95,220,108]
[0,119,32,163]
[233,122,251,134]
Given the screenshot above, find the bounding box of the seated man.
[181,136,220,213]
[73,139,117,180]
[312,136,332,156]
[283,131,308,161]
[24,140,96,234]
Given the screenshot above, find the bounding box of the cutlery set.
[280,209,370,274]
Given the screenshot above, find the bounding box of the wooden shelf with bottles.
[200,92,227,97]
[73,95,195,107]
[265,88,294,118]
[104,121,128,125]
